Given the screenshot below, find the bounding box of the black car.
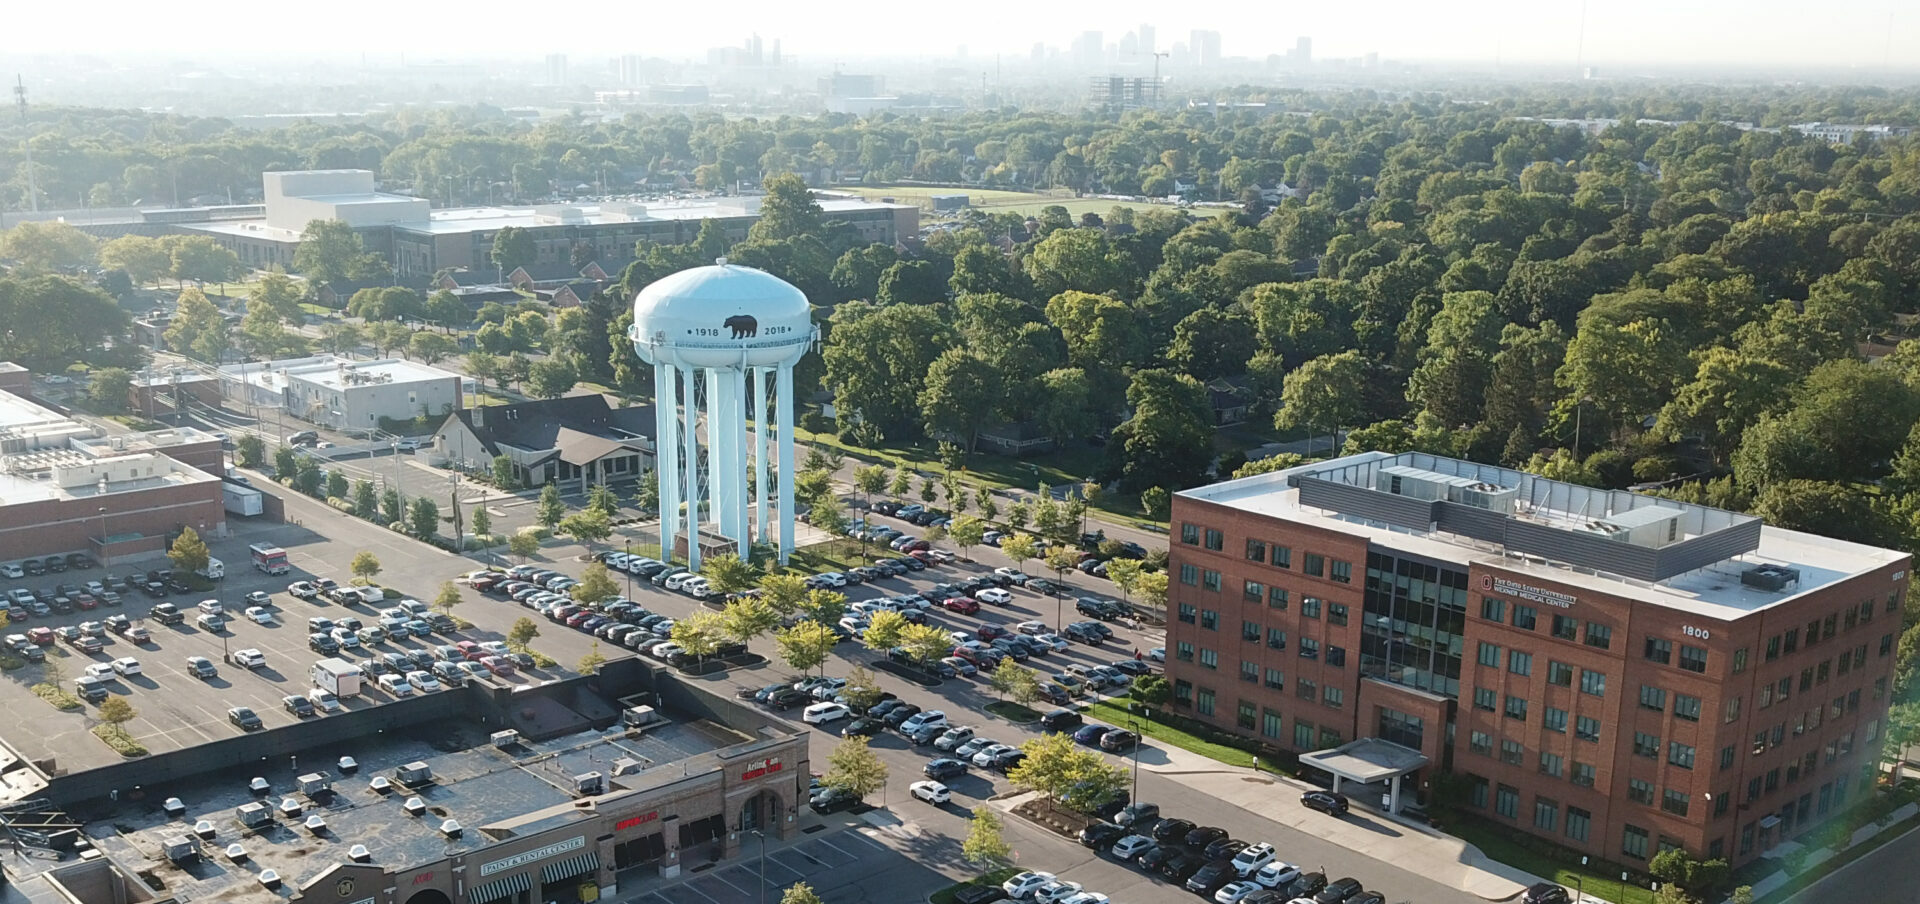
[1098,729,1138,753]
[740,683,785,701]
[1300,790,1350,816]
[1242,892,1288,904]
[1040,708,1083,732]
[1158,852,1206,881]
[1286,872,1329,899]
[951,885,1008,904]
[1184,825,1229,850]
[1203,837,1248,861]
[765,687,811,709]
[1064,622,1106,644]
[1072,724,1110,746]
[1138,844,1181,872]
[808,788,858,813]
[1152,817,1196,843]
[842,718,886,738]
[1186,860,1237,895]
[308,633,339,654]
[1078,821,1128,850]
[1347,894,1386,904]
[1116,802,1161,828]
[227,707,263,731]
[1523,884,1573,904]
[1109,659,1152,677]
[989,749,1026,772]
[1314,878,1364,904]
[881,704,922,727]
[923,758,968,780]
[867,698,903,718]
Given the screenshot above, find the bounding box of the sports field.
[829,184,1180,220]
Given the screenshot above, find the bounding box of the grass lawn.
[990,198,1173,219]
[984,700,1041,722]
[1446,815,1637,904]
[1082,699,1263,770]
[929,867,1023,904]
[830,185,1067,207]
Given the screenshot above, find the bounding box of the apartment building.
[1164,452,1908,868]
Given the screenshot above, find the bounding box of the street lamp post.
[752,828,766,904]
[624,541,634,599]
[97,506,108,565]
[1127,718,1142,801]
[1573,855,1587,903]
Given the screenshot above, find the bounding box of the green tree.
[163,286,231,363]
[775,620,837,676]
[748,173,825,243]
[586,483,620,517]
[294,219,387,286]
[840,664,885,712]
[999,533,1038,572]
[862,609,909,653]
[326,469,349,499]
[537,483,566,529]
[796,589,848,626]
[489,226,538,275]
[235,434,265,469]
[949,516,987,561]
[899,622,955,666]
[293,457,324,497]
[1131,673,1172,709]
[0,221,98,273]
[167,526,210,575]
[574,563,621,607]
[98,235,172,284]
[822,736,889,799]
[165,235,243,285]
[988,656,1036,702]
[408,497,440,541]
[887,465,913,500]
[758,573,810,618]
[558,510,613,550]
[508,531,541,562]
[854,464,889,510]
[469,502,492,541]
[97,695,136,729]
[720,597,781,645]
[318,322,364,354]
[1043,546,1079,593]
[1111,368,1215,491]
[526,358,579,399]
[1140,486,1171,521]
[1106,558,1143,604]
[433,581,463,616]
[493,454,519,490]
[88,367,132,414]
[1008,731,1125,812]
[1137,571,1169,610]
[976,488,998,522]
[381,487,404,523]
[577,642,608,675]
[962,807,1013,866]
[780,883,824,904]
[407,331,457,364]
[507,616,541,649]
[349,550,382,585]
[1027,231,1132,298]
[876,260,949,306]
[1275,350,1369,453]
[669,611,727,664]
[702,554,762,595]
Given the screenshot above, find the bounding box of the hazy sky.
[8,0,1915,69]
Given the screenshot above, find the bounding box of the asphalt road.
[1784,823,1920,904]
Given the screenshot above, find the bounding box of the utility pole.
[14,75,38,213]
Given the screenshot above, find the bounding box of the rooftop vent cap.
[440,819,462,838]
[304,815,326,833]
[225,843,247,861]
[348,844,371,862]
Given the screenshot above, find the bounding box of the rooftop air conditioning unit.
[573,772,605,796]
[1741,564,1802,592]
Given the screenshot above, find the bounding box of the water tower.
[629,259,816,567]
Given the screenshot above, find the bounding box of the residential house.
[976,420,1056,456]
[1207,376,1253,426]
[434,395,655,492]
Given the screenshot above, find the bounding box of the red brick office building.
[1164,452,1908,868]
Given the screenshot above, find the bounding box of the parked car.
[922,758,968,780]
[909,780,950,805]
[1300,790,1350,816]
[227,706,263,731]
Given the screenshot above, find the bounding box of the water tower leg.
[777,363,796,564]
[655,362,681,564]
[752,367,769,549]
[729,365,750,555]
[682,364,703,572]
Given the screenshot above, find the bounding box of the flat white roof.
[220,355,459,392]
[0,391,67,430]
[0,449,218,507]
[1181,455,1906,620]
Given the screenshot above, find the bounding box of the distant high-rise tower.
[1138,23,1156,54]
[1073,31,1104,69]
[545,53,568,86]
[750,34,764,65]
[1119,32,1138,57]
[771,39,781,66]
[1189,30,1221,67]
[1295,37,1312,66]
[618,54,645,86]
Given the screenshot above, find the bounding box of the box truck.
[248,543,290,575]
[224,483,264,517]
[310,658,362,700]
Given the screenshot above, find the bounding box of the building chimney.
[473,405,484,429]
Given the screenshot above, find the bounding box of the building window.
[1640,685,1668,712]
[1174,679,1192,705]
[1566,807,1592,842]
[1732,647,1748,673]
[1576,717,1601,742]
[1320,727,1343,748]
[1784,628,1798,654]
[1243,620,1262,642]
[1478,642,1502,667]
[1552,615,1578,641]
[1265,668,1285,690]
[1500,741,1524,767]
[1301,597,1322,619]
[1669,742,1696,770]
[1294,720,1314,749]
[1267,628,1288,650]
[1581,670,1607,697]
[1299,638,1320,660]
[1330,560,1352,583]
[1272,546,1292,569]
[1297,678,1317,701]
[1495,785,1520,819]
[1246,539,1266,561]
[1178,603,1197,623]
[1634,732,1661,758]
[1240,661,1259,683]
[1512,605,1538,630]
[1237,700,1257,730]
[1304,553,1324,577]
[1662,790,1691,817]
[1327,646,1346,668]
[1181,524,1200,545]
[1509,651,1533,676]
[1474,688,1497,711]
[1481,597,1506,622]
[1244,580,1264,603]
[1545,707,1569,733]
[1469,775,1490,808]
[1548,661,1574,686]
[1884,633,1896,657]
[1766,635,1781,662]
[1323,686,1344,708]
[1199,648,1218,669]
[1328,603,1349,626]
[1203,529,1223,551]
[1200,609,1219,630]
[1679,645,1708,673]
[1470,731,1493,756]
[1675,694,1702,722]
[1202,571,1221,592]
[1585,623,1613,649]
[1540,752,1564,778]
[1535,797,1560,831]
[1572,762,1596,787]
[1645,637,1673,664]
[1179,565,1200,587]
[1268,587,1289,610]
[1628,779,1655,805]
[1505,696,1529,722]
[1262,709,1284,739]
[1196,687,1215,716]
[1175,642,1195,662]
[1720,745,1736,770]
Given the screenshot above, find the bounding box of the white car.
[287,581,319,598]
[663,572,696,592]
[898,710,948,734]
[1253,861,1301,889]
[406,670,443,693]
[1231,842,1277,877]
[377,674,414,697]
[1015,620,1048,635]
[801,702,849,724]
[909,780,950,804]
[111,657,142,676]
[197,599,224,616]
[995,568,1032,585]
[308,689,343,713]
[975,588,1014,606]
[1035,633,1070,651]
[1215,883,1263,904]
[1110,834,1156,860]
[971,744,1016,768]
[0,563,23,579]
[244,606,275,625]
[229,648,267,669]
[84,663,116,680]
[1001,872,1058,900]
[1034,882,1084,904]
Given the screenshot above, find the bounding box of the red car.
[942,597,980,615]
[902,539,931,553]
[566,611,595,628]
[975,623,1006,641]
[480,655,517,676]
[26,627,54,645]
[72,593,98,610]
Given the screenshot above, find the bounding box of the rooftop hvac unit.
[1742,564,1802,592]
[611,757,644,777]
[491,729,521,748]
[394,762,433,785]
[574,772,605,796]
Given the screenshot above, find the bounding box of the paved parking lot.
[620,828,947,904]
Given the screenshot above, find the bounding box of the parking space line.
[759,853,806,884]
[837,830,890,852]
[679,879,727,904]
[768,850,815,876]
[812,836,859,865]
[704,869,749,894]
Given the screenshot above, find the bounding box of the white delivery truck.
[249,543,290,575]
[223,482,264,517]
[196,557,225,580]
[310,658,363,700]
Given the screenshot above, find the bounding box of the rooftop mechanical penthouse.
[1165,451,1908,869]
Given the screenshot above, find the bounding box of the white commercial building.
[219,354,463,433]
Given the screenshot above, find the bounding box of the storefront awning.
[541,850,601,885]
[469,871,533,903]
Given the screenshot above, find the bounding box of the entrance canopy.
[1299,738,1429,814]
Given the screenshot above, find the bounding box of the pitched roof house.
[433,395,655,492]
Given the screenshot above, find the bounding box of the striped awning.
[468,871,533,903]
[540,850,600,884]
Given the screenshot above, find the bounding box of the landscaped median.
[927,866,1021,904]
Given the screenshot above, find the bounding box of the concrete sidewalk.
[1137,742,1541,900]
